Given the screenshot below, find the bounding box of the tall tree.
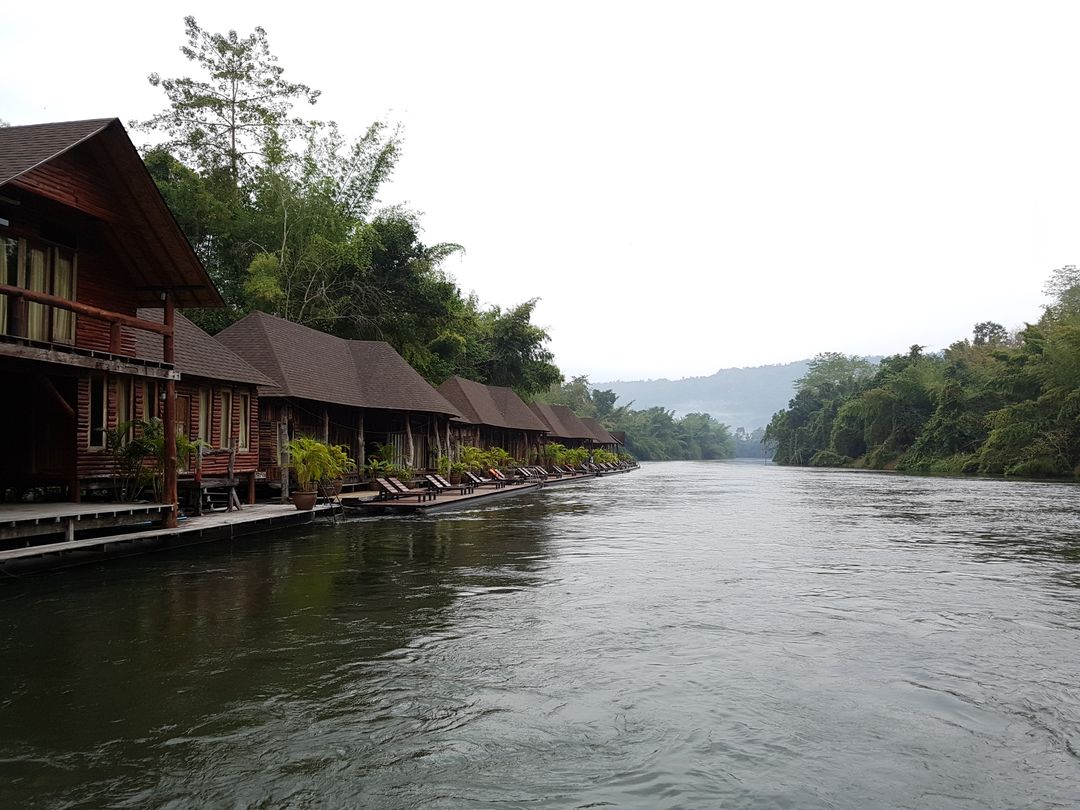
[137,16,319,184]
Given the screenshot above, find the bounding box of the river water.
[2,461,1080,808]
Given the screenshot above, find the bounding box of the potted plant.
[448,460,467,485]
[285,437,332,510]
[323,443,357,495]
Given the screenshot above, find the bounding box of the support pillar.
[162,292,178,528]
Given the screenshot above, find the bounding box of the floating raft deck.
[0,468,638,573]
[0,502,335,574]
[347,471,604,515]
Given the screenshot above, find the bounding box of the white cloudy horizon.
[3,1,1076,382]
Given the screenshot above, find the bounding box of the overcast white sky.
[3,1,1078,381]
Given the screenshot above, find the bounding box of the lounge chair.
[489,469,522,485]
[466,471,507,489]
[424,474,474,495]
[374,477,412,501]
[387,476,437,501]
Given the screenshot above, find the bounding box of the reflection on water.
[2,462,1080,808]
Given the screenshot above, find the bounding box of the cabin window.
[0,238,18,334]
[238,392,250,450]
[52,250,76,343]
[198,388,211,443]
[143,381,160,420]
[116,377,134,440]
[220,389,233,449]
[27,247,49,341]
[176,395,191,472]
[0,237,77,342]
[176,395,191,439]
[88,376,106,449]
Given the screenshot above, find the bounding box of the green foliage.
[139,18,559,398]
[106,418,204,502]
[808,450,851,467]
[767,269,1080,479]
[137,16,319,183]
[285,437,355,490]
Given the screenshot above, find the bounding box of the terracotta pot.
[449,472,462,485]
[291,490,317,511]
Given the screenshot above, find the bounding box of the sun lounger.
[374,477,414,501]
[387,476,437,501]
[466,471,507,489]
[489,469,523,485]
[424,474,474,494]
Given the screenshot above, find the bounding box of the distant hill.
[598,360,814,431]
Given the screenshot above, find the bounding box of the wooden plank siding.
[73,374,260,483]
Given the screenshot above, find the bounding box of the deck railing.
[0,283,171,354]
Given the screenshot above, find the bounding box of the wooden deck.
[0,467,638,572]
[0,501,175,543]
[344,472,600,514]
[0,502,334,573]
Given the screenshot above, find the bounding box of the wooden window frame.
[88,375,106,449]
[219,389,233,450]
[238,391,250,451]
[0,234,77,343]
[197,387,211,444]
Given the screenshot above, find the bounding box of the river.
[2,461,1079,808]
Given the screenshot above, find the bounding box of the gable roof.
[135,309,272,387]
[214,311,460,416]
[0,118,222,308]
[437,376,548,432]
[528,402,597,441]
[0,119,115,185]
[580,416,620,446]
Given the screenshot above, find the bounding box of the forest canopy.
[137,18,741,459]
[764,266,1080,478]
[137,17,561,397]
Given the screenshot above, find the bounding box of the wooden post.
[405,416,414,470]
[279,420,291,503]
[322,405,329,443]
[162,292,178,528]
[357,412,365,472]
[109,322,122,354]
[11,297,27,339]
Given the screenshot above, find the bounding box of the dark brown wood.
[0,284,172,336]
[162,293,177,528]
[0,342,177,379]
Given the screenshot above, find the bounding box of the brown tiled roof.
[437,376,548,431]
[550,404,598,441]
[580,416,620,446]
[0,118,223,308]
[135,309,272,387]
[528,402,596,441]
[0,119,114,186]
[214,311,460,416]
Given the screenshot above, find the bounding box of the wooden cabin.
[215,311,461,487]
[437,376,548,462]
[136,310,272,504]
[0,119,222,522]
[580,416,623,455]
[528,402,598,450]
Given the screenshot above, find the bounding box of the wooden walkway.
[0,502,334,573]
[0,467,638,572]
[343,472,601,514]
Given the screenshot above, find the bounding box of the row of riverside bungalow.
[214,310,462,491]
[0,117,627,536]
